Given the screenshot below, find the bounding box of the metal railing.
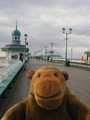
[48,58,90,70]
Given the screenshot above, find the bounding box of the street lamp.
[24,33,28,70]
[44,46,47,61]
[71,48,73,61]
[62,27,72,66]
[50,43,53,62]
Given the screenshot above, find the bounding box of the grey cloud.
[0,0,90,59]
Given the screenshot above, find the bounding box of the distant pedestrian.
[47,56,50,61]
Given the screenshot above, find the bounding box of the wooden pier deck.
[0,58,90,118]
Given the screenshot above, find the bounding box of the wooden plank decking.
[0,58,90,118]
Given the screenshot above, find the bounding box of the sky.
[0,0,90,59]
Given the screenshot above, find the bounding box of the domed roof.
[12,24,21,36]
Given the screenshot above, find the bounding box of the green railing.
[48,58,90,70]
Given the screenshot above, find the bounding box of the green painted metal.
[50,43,53,62]
[84,51,90,54]
[24,34,28,38]
[62,28,72,66]
[1,48,29,52]
[65,33,68,66]
[24,62,26,69]
[24,34,28,70]
[76,61,78,67]
[12,28,21,36]
[86,62,88,70]
[12,24,21,36]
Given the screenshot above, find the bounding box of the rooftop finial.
[16,20,17,29]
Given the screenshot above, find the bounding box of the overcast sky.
[0,0,90,59]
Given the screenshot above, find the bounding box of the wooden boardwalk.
[0,58,90,118]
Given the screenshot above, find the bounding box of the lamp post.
[24,33,28,70]
[62,27,72,66]
[50,43,53,62]
[45,46,47,61]
[71,48,73,61]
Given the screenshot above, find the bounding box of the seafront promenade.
[0,58,90,118]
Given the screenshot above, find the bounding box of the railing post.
[76,61,78,67]
[86,62,88,70]
[81,61,82,69]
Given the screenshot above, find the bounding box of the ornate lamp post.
[50,43,53,62]
[62,27,72,66]
[71,48,73,61]
[45,46,47,61]
[24,34,28,70]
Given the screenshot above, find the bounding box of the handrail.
[49,58,90,70]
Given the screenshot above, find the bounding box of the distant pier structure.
[1,22,29,61]
[84,50,90,63]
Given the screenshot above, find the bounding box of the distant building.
[34,49,62,59]
[1,23,29,61]
[84,50,90,63]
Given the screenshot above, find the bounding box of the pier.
[0,58,90,118]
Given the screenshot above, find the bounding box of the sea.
[0,52,6,68]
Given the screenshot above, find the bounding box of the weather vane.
[16,20,17,29]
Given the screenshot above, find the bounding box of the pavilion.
[1,23,29,61]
